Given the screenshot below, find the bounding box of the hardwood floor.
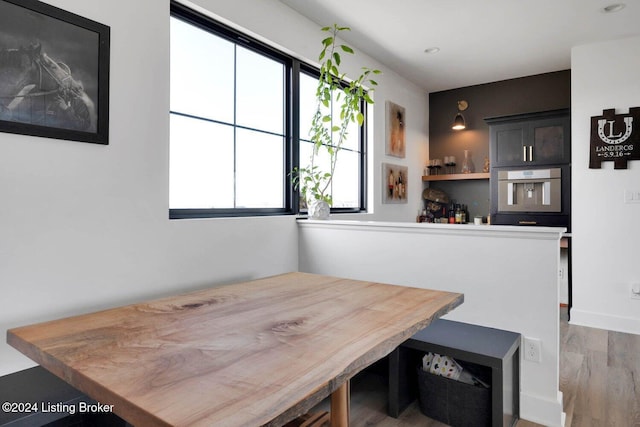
[312,308,640,426]
[559,308,640,426]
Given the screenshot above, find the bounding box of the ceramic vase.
[308,199,330,220]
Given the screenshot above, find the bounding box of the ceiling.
[279,0,639,93]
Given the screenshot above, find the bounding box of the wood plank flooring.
[560,308,640,426]
[312,308,640,426]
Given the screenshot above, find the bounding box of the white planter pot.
[308,200,330,220]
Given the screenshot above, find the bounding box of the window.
[169,2,367,218]
[298,70,365,209]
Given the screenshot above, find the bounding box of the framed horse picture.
[0,0,110,144]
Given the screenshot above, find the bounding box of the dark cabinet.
[487,109,571,230]
[487,109,570,167]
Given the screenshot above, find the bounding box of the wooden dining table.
[7,272,463,427]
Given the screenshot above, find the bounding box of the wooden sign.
[590,107,640,169]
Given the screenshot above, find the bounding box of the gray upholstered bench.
[388,319,521,427]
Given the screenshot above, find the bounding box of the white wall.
[570,36,640,334]
[0,0,428,375]
[0,0,300,376]
[298,220,565,426]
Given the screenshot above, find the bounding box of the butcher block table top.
[7,272,463,427]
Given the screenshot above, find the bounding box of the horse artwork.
[0,0,109,144]
[0,42,96,132]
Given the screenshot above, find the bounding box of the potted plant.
[293,24,380,219]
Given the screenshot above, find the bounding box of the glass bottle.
[461,150,471,174]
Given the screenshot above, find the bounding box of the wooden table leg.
[330,380,350,427]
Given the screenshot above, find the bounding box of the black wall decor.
[590,107,640,169]
[0,0,110,144]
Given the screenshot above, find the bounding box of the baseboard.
[520,391,564,427]
[570,309,640,335]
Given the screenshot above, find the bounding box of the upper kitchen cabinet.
[486,109,570,167]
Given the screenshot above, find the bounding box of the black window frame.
[169,1,367,219]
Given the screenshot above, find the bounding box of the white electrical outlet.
[631,283,640,300]
[524,337,542,363]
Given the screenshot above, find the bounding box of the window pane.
[299,72,317,141]
[299,139,331,204]
[170,114,234,208]
[300,73,359,152]
[298,142,359,208]
[332,89,360,152]
[299,141,331,179]
[236,47,284,134]
[331,149,359,208]
[299,80,362,209]
[170,17,234,123]
[236,129,284,208]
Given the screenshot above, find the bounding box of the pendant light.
[452,100,468,130]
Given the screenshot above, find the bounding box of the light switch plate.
[624,190,640,204]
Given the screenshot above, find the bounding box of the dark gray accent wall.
[427,70,571,219]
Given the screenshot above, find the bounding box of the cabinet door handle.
[523,146,527,162]
[529,145,533,162]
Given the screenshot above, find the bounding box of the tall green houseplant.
[294,25,380,218]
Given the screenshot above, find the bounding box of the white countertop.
[297,219,567,240]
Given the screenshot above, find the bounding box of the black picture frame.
[0,0,110,144]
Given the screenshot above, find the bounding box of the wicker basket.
[417,367,491,426]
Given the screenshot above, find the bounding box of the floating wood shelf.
[422,172,490,182]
